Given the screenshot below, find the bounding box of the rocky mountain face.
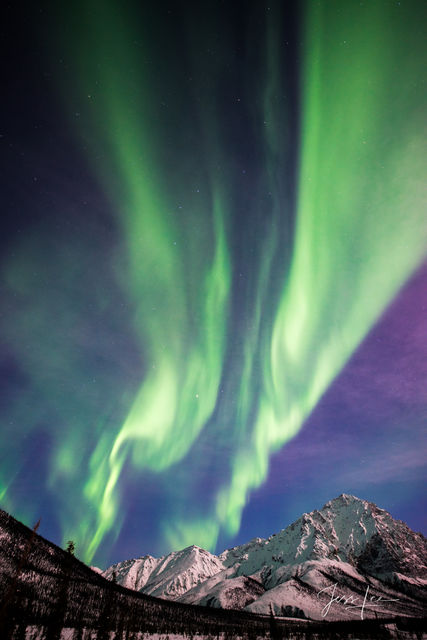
[104,495,427,620]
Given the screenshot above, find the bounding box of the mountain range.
[103,494,427,620]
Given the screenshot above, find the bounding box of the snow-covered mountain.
[104,494,427,620]
[104,544,224,598]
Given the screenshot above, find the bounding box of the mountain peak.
[183,545,204,553]
[103,496,427,619]
[322,493,366,508]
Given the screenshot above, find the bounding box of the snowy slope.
[103,494,427,619]
[104,545,224,598]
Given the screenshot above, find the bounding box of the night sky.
[1,0,426,568]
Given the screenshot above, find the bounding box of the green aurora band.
[215,0,427,539]
[53,1,234,559]
[1,0,426,563]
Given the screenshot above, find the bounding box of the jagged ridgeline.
[0,508,426,639]
[103,495,427,618]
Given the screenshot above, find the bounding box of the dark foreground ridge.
[0,508,425,639]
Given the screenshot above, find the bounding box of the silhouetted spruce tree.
[115,605,126,640]
[11,614,26,640]
[269,605,281,640]
[72,623,84,640]
[44,546,73,640]
[97,582,118,640]
[66,540,75,555]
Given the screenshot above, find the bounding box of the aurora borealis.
[1,0,426,566]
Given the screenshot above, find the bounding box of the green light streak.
[4,0,424,563]
[68,0,425,557]
[214,0,427,535]
[54,1,231,561]
[83,189,230,561]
